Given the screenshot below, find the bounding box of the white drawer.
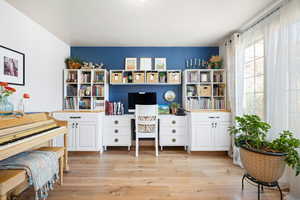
[190,112,231,122]
[103,127,131,136]
[159,116,186,127]
[104,116,132,127]
[53,112,103,122]
[160,127,186,136]
[103,135,131,146]
[159,135,186,146]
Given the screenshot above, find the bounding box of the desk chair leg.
[155,137,158,157]
[135,138,139,157]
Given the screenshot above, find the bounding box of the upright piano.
[0,112,69,169]
[0,113,69,199]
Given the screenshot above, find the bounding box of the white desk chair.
[135,104,158,157]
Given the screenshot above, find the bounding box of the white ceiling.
[6,0,277,46]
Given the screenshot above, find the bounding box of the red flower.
[4,86,16,92]
[0,82,8,87]
[23,93,30,99]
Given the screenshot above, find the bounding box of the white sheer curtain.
[231,0,300,198]
[222,33,243,166]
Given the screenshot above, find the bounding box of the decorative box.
[198,85,212,97]
[167,71,181,84]
[133,72,145,83]
[146,72,158,83]
[110,72,123,84]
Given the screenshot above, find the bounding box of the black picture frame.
[0,45,25,86]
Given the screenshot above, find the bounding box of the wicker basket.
[240,146,286,183]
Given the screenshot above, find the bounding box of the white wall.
[0,0,70,112]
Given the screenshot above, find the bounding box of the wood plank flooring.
[20,148,285,200]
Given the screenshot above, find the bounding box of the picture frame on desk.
[125,57,137,70]
[154,58,166,70]
[0,45,25,85]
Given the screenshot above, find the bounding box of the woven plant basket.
[67,61,81,69]
[240,146,286,183]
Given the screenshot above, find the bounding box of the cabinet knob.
[114,120,119,125]
[172,120,176,124]
[114,129,119,133]
[172,138,176,143]
[114,138,119,143]
[172,129,176,133]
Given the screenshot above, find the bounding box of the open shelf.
[110,70,181,85]
[183,69,227,111]
[63,69,109,111]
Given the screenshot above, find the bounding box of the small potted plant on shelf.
[170,103,180,115]
[229,115,300,183]
[208,55,222,69]
[65,57,83,69]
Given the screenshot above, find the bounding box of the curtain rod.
[239,0,288,33]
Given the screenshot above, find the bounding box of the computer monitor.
[128,92,157,113]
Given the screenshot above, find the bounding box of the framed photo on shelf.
[154,58,166,70]
[125,57,137,70]
[139,57,152,70]
[0,45,25,85]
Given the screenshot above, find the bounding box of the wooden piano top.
[0,113,50,129]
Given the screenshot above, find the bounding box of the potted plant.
[0,82,16,116]
[65,57,83,69]
[170,103,180,115]
[207,55,222,69]
[229,115,300,183]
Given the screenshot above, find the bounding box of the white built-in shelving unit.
[63,69,109,111]
[182,69,226,111]
[109,70,181,85]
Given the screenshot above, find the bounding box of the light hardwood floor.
[20,148,285,200]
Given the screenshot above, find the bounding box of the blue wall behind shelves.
[71,47,219,112]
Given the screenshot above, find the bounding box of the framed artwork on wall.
[0,45,25,85]
[125,57,137,70]
[154,58,166,70]
[139,57,152,70]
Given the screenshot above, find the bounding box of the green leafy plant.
[65,56,83,64]
[170,102,180,109]
[229,114,300,176]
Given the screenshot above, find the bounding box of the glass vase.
[0,96,14,116]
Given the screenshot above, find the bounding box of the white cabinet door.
[214,122,231,150]
[192,122,213,148]
[76,121,98,151]
[67,122,76,151]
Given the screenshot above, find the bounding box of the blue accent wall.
[71,47,219,112]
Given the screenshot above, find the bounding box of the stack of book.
[186,98,212,110]
[213,73,223,82]
[92,85,104,97]
[105,101,124,115]
[66,85,77,96]
[65,97,78,109]
[81,73,91,83]
[94,72,104,83]
[93,99,105,110]
[213,85,225,96]
[66,72,77,82]
[214,99,225,109]
[187,71,199,82]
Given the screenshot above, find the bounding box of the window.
[243,39,265,119]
